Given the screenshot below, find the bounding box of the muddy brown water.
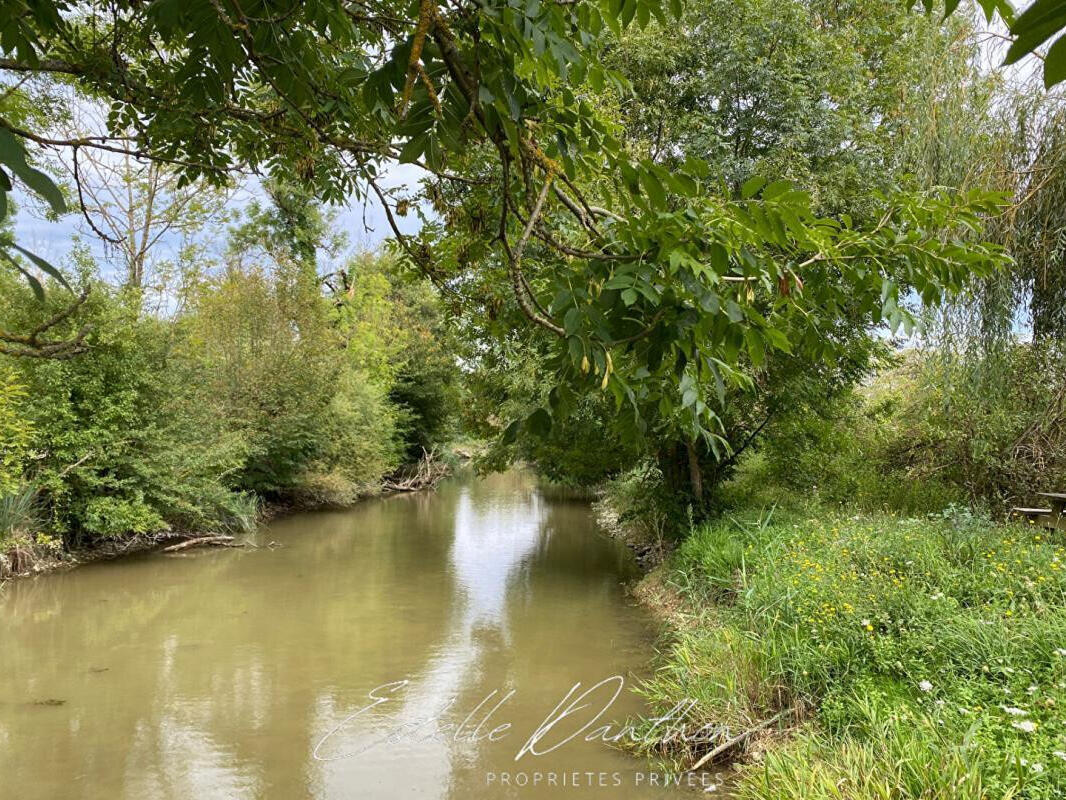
[0,471,718,799]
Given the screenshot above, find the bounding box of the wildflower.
[1032,763,1044,774]
[1027,685,1038,695]
[1053,751,1066,762]
[1001,706,1027,716]
[1054,648,1066,657]
[919,680,933,692]
[1012,720,1038,733]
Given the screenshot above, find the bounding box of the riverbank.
[627,505,1066,799]
[0,448,466,582]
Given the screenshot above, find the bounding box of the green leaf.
[1005,0,1066,65]
[1043,33,1066,87]
[0,127,66,213]
[526,407,553,438]
[0,127,27,167]
[13,164,66,214]
[501,419,522,445]
[639,168,666,208]
[763,326,793,354]
[744,328,765,368]
[668,171,698,196]
[762,180,792,201]
[976,0,1014,24]
[2,253,46,301]
[397,135,427,164]
[636,0,651,28]
[741,175,766,199]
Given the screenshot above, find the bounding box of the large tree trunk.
[657,440,711,522]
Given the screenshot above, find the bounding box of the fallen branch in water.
[384,447,450,492]
[689,708,794,771]
[162,536,243,553]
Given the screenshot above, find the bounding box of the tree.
[0,1,1008,483]
[62,144,231,291]
[435,0,1012,510]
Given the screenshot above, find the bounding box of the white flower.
[1032,763,1044,773]
[1052,751,1066,761]
[1012,720,1038,733]
[1001,706,1028,716]
[1027,685,1038,695]
[930,592,944,601]
[919,680,933,692]
[1054,648,1066,657]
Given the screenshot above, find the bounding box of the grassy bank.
[633,506,1066,799]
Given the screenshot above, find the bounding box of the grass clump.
[637,507,1066,798]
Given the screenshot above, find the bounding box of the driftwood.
[689,708,793,771]
[384,448,450,492]
[161,536,242,553]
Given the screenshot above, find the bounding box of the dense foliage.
[0,233,457,555]
[0,0,1012,495]
[733,342,1066,516]
[452,0,1014,522]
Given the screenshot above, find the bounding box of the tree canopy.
[0,0,1027,466]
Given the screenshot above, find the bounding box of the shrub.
[729,341,1066,516]
[0,369,32,495]
[0,274,250,544]
[0,484,40,543]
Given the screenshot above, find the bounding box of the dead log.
[689,708,793,771]
[162,536,241,553]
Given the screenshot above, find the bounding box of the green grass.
[636,507,1066,798]
[0,484,40,544]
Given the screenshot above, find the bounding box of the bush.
[727,341,1066,516]
[0,369,32,495]
[0,274,251,544]
[0,246,455,550]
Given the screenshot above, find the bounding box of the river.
[0,471,711,798]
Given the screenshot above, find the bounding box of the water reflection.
[0,471,691,799]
